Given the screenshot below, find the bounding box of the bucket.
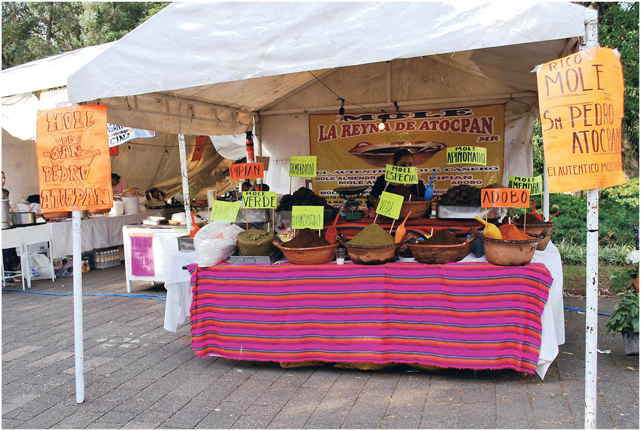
[109,201,124,217]
[122,196,139,214]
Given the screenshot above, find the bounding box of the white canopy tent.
[66,2,606,427]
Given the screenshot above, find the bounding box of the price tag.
[481,188,530,208]
[210,200,241,222]
[291,206,324,229]
[242,191,277,209]
[229,162,264,181]
[376,191,404,220]
[446,146,487,165]
[289,155,317,178]
[508,175,543,196]
[384,164,418,184]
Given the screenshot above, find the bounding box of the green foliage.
[556,240,630,265]
[605,291,639,335]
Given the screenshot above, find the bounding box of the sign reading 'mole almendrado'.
[36,105,112,212]
[536,47,626,192]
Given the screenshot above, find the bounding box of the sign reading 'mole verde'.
[508,175,543,196]
[537,47,626,192]
[384,164,418,184]
[446,146,487,165]
[242,191,277,209]
[291,206,324,229]
[35,105,112,212]
[481,188,530,208]
[210,200,241,222]
[376,191,404,220]
[289,156,317,177]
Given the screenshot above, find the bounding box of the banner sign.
[36,105,112,212]
[291,206,324,229]
[107,123,156,147]
[210,200,241,222]
[376,191,404,219]
[289,156,317,178]
[229,162,265,181]
[446,146,487,165]
[310,105,504,206]
[508,175,543,196]
[384,164,418,184]
[536,47,626,192]
[130,235,155,277]
[481,188,530,208]
[242,191,277,209]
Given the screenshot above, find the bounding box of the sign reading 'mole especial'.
[309,105,504,207]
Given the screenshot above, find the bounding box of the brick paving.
[2,264,639,429]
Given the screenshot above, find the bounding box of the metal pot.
[11,211,36,226]
[2,199,11,229]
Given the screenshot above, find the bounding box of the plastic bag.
[194,220,244,267]
[28,253,54,280]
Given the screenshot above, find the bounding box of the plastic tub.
[122,196,139,214]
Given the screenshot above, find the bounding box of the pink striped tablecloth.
[188,261,552,374]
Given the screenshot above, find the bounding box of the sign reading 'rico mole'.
[36,105,112,212]
[536,47,626,192]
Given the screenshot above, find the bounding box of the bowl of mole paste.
[473,224,539,266]
[337,223,403,265]
[513,213,555,251]
[274,228,339,265]
[407,229,475,264]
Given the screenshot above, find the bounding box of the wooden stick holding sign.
[289,155,317,195]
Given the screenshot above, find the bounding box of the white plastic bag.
[194,220,244,267]
[28,253,53,280]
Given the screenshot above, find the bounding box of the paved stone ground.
[2,265,639,429]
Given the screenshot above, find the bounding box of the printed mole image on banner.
[36,105,112,212]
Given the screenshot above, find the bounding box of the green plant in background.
[605,249,639,335]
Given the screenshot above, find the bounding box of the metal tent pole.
[178,134,192,233]
[72,210,84,403]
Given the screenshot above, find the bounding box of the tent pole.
[542,158,550,221]
[583,8,599,430]
[178,134,192,233]
[72,210,84,403]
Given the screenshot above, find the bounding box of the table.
[187,243,564,378]
[2,224,55,289]
[49,212,161,259]
[163,249,197,332]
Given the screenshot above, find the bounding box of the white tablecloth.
[49,212,161,259]
[163,249,197,332]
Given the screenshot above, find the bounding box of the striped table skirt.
[188,261,552,374]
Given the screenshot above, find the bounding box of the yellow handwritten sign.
[384,164,418,184]
[210,200,241,222]
[35,105,112,212]
[508,175,543,196]
[291,206,324,229]
[289,156,317,177]
[537,47,626,192]
[376,191,404,219]
[446,146,487,165]
[242,191,277,209]
[481,188,530,208]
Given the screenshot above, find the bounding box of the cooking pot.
[2,199,11,229]
[11,211,36,226]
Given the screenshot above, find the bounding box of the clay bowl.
[514,222,555,251]
[273,241,339,265]
[372,198,435,220]
[471,228,539,266]
[89,208,111,215]
[406,235,475,264]
[337,234,404,265]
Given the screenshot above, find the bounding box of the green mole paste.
[348,223,394,247]
[283,229,330,248]
[237,229,275,256]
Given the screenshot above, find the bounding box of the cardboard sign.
[481,188,530,208]
[376,191,404,220]
[289,156,317,177]
[256,156,270,171]
[229,162,264,181]
[130,235,155,277]
[537,47,626,192]
[210,200,241,222]
[242,191,277,209]
[384,164,418,184]
[508,175,543,196]
[291,206,324,229]
[36,105,112,212]
[446,146,487,165]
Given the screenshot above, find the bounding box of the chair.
[2,228,26,290]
